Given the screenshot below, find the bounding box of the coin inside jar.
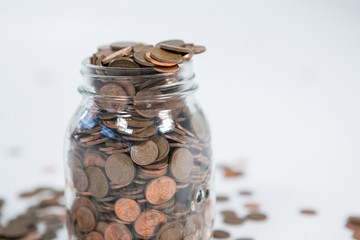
[170,148,193,181]
[114,198,141,223]
[104,223,132,240]
[76,206,96,232]
[104,154,135,186]
[145,176,176,205]
[156,221,184,240]
[130,140,159,166]
[85,167,109,198]
[134,209,167,238]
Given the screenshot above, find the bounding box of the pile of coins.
[90,40,205,73]
[67,39,212,239]
[0,187,64,239]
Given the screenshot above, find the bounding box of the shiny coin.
[145,176,176,205]
[104,223,132,240]
[170,148,193,181]
[156,221,184,240]
[105,154,135,186]
[114,198,141,223]
[108,57,139,68]
[145,52,178,67]
[86,231,104,240]
[154,65,179,73]
[86,167,109,198]
[134,209,167,238]
[133,51,154,67]
[130,140,158,166]
[76,206,96,232]
[150,48,183,64]
[102,46,132,64]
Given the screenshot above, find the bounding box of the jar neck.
[79,57,198,101]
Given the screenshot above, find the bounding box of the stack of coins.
[66,40,213,239]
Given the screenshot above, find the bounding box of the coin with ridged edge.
[150,48,183,64]
[130,140,158,166]
[114,198,141,223]
[86,167,109,198]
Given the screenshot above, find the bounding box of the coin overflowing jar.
[64,40,214,239]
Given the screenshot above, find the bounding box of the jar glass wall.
[64,59,214,239]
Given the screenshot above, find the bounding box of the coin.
[156,39,185,47]
[145,52,178,67]
[86,167,109,198]
[170,148,193,181]
[156,221,183,240]
[159,43,193,54]
[130,140,158,166]
[76,206,96,232]
[213,230,230,239]
[154,65,180,73]
[134,209,167,238]
[150,48,183,64]
[246,212,267,221]
[145,176,176,205]
[150,135,170,161]
[104,223,132,240]
[133,51,154,67]
[73,167,89,192]
[102,46,132,64]
[300,209,317,215]
[216,195,229,202]
[190,112,208,141]
[114,198,141,223]
[193,45,206,54]
[108,57,139,68]
[134,89,162,118]
[111,41,138,50]
[86,231,105,240]
[99,83,127,97]
[83,150,106,168]
[104,154,135,186]
[223,216,245,225]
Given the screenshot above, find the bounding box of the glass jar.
[64,58,214,239]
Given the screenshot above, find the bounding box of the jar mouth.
[79,57,198,101]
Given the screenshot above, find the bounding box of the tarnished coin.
[223,216,245,225]
[130,140,158,166]
[105,154,135,186]
[193,45,206,54]
[104,223,132,240]
[133,51,154,67]
[150,48,183,64]
[246,212,267,221]
[170,148,193,181]
[134,89,162,118]
[160,43,193,54]
[150,135,170,161]
[213,230,230,239]
[86,167,109,198]
[73,168,89,192]
[190,112,208,141]
[134,209,167,238]
[145,176,176,205]
[156,221,184,240]
[108,57,139,68]
[86,231,104,240]
[111,41,139,50]
[99,83,127,97]
[102,46,132,64]
[156,39,185,48]
[83,150,106,168]
[76,206,96,232]
[114,198,141,223]
[134,44,154,52]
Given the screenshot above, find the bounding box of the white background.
[0,0,360,239]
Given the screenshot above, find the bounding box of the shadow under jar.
[64,58,214,240]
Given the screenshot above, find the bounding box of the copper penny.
[190,112,208,141]
[110,41,138,50]
[154,65,180,73]
[83,150,106,168]
[170,148,193,181]
[300,209,317,215]
[156,221,184,240]
[145,52,178,67]
[86,231,104,240]
[150,48,183,64]
[104,223,132,240]
[76,206,96,232]
[133,51,154,67]
[145,176,176,205]
[156,39,185,47]
[130,140,158,166]
[99,83,127,97]
[134,89,162,118]
[86,167,109,198]
[108,57,139,68]
[114,198,141,223]
[213,230,230,239]
[150,135,170,161]
[246,212,267,221]
[160,43,193,54]
[105,154,135,186]
[134,209,167,238]
[193,45,206,54]
[102,46,132,64]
